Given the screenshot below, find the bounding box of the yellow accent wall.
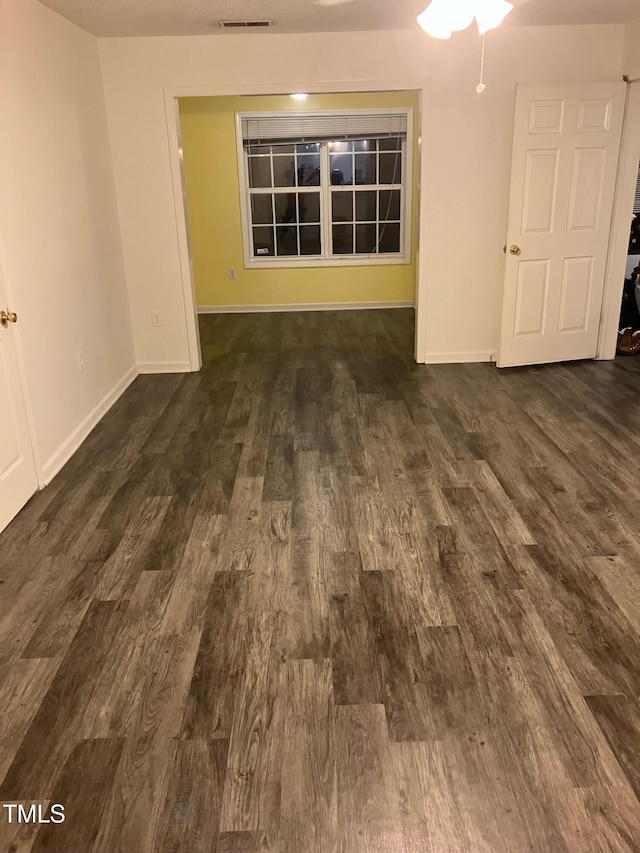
[178,92,419,307]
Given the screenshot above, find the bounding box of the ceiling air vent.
[219,20,272,28]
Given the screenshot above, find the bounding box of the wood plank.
[279,660,337,853]
[586,694,640,798]
[154,739,229,853]
[335,703,398,853]
[215,477,264,573]
[327,552,383,706]
[262,435,294,502]
[89,737,179,853]
[182,571,249,740]
[31,738,124,853]
[219,612,283,833]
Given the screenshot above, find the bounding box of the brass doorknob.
[0,310,17,326]
[509,245,522,256]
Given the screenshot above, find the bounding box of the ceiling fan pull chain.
[477,33,487,93]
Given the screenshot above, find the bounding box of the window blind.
[635,163,640,216]
[240,111,408,145]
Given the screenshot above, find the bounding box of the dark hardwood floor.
[2,308,640,852]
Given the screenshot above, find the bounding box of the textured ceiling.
[38,0,640,37]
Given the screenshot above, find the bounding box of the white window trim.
[235,107,414,269]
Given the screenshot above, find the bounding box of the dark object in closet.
[619,269,640,331]
[618,329,640,355]
[617,266,640,355]
[629,215,640,254]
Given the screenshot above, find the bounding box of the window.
[236,109,413,267]
[247,142,322,259]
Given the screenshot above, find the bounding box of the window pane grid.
[250,187,322,257]
[329,187,402,255]
[328,139,402,188]
[243,127,408,262]
[253,224,322,258]
[247,146,320,190]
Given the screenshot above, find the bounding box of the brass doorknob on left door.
[509,245,522,256]
[0,310,17,326]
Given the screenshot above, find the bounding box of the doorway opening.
[166,84,426,371]
[178,93,419,306]
[615,162,640,357]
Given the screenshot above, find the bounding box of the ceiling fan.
[417,0,520,38]
[314,0,530,20]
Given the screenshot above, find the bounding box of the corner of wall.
[41,364,139,486]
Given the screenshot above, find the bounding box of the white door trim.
[162,79,430,367]
[597,80,640,359]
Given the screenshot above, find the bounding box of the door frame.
[598,80,640,359]
[162,78,430,368]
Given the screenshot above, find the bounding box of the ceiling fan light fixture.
[417,7,451,39]
[418,0,475,39]
[417,0,514,39]
[475,0,514,34]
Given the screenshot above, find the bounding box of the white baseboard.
[424,351,495,365]
[197,301,415,314]
[41,364,139,486]
[137,361,192,374]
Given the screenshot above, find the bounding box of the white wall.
[99,25,625,365]
[0,0,135,482]
[624,18,640,79]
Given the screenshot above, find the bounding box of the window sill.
[244,254,411,270]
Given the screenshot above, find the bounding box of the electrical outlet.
[228,268,237,280]
[77,350,84,372]
[151,312,162,327]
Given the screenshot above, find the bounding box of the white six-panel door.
[0,266,37,533]
[498,83,626,368]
